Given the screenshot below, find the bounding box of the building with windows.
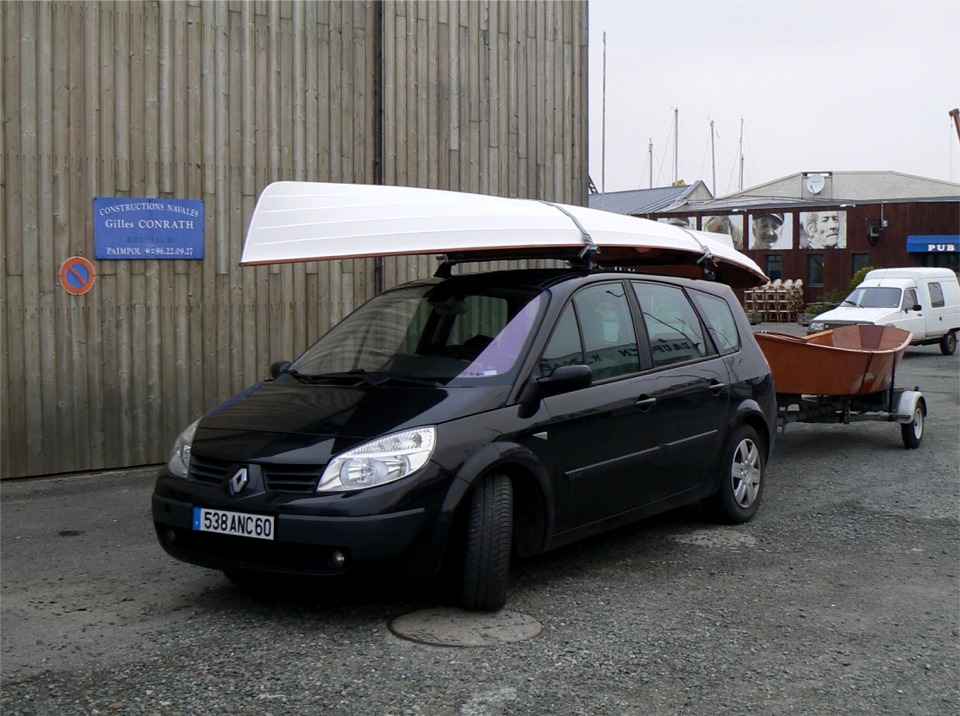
[593,171,959,304]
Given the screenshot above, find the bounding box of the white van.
[809,267,960,355]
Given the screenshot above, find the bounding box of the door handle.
[709,381,727,396]
[635,396,657,411]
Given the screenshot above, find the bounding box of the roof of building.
[720,170,960,204]
[588,181,712,215]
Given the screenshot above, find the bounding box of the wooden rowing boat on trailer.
[755,324,912,397]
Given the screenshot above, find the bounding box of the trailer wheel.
[461,474,513,612]
[901,403,924,449]
[940,331,957,356]
[704,425,765,524]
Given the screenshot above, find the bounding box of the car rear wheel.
[704,425,765,524]
[461,473,513,612]
[901,403,924,449]
[940,331,957,356]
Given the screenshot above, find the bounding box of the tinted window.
[573,283,640,380]
[930,282,945,308]
[691,291,741,355]
[540,304,583,375]
[632,282,709,368]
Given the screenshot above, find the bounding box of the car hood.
[192,380,511,462]
[812,306,894,325]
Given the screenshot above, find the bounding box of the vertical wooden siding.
[0,0,588,478]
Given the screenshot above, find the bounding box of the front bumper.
[152,467,454,582]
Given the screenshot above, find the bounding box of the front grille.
[263,465,322,493]
[189,455,230,486]
[188,455,322,494]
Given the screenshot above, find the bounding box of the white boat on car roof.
[240,181,767,288]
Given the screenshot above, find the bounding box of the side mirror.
[270,361,292,379]
[521,364,592,401]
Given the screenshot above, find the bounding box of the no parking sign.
[59,256,96,295]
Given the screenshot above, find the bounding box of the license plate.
[192,507,275,541]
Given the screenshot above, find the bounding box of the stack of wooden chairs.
[742,279,805,323]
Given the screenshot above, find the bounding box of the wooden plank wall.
[0,0,588,478]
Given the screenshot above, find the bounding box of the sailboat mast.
[738,117,744,191]
[673,107,679,185]
[648,139,653,189]
[709,118,716,196]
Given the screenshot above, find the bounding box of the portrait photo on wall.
[702,215,744,251]
[799,210,846,249]
[749,212,793,250]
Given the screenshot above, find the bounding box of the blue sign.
[94,197,204,259]
[906,235,959,253]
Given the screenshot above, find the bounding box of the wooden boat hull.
[756,324,912,396]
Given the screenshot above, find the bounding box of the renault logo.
[228,467,249,495]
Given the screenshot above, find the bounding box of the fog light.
[329,550,348,569]
[165,528,177,545]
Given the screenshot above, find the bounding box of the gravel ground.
[2,337,957,715]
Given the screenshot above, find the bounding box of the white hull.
[240,182,767,287]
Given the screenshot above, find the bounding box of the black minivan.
[153,268,776,610]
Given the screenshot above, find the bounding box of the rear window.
[691,291,741,355]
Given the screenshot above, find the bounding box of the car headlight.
[809,320,824,332]
[166,419,200,478]
[318,427,436,492]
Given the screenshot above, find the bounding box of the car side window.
[540,303,583,375]
[541,283,640,381]
[632,282,709,368]
[904,288,920,311]
[690,291,741,355]
[574,283,640,380]
[929,282,945,308]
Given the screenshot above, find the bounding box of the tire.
[461,474,513,612]
[940,332,957,356]
[704,425,765,524]
[901,403,924,449]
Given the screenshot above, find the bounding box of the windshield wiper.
[286,369,439,387]
[840,299,860,307]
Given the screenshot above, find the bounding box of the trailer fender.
[892,390,925,424]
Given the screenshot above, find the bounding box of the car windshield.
[288,281,547,386]
[842,286,902,309]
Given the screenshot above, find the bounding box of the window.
[632,282,709,368]
[930,282,945,308]
[540,304,583,375]
[691,292,741,355]
[765,255,782,280]
[851,253,871,276]
[571,283,640,380]
[807,254,825,288]
[903,288,920,311]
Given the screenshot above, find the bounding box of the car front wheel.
[704,425,765,524]
[461,473,513,612]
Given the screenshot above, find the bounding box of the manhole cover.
[389,607,542,647]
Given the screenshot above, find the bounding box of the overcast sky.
[587,0,960,196]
